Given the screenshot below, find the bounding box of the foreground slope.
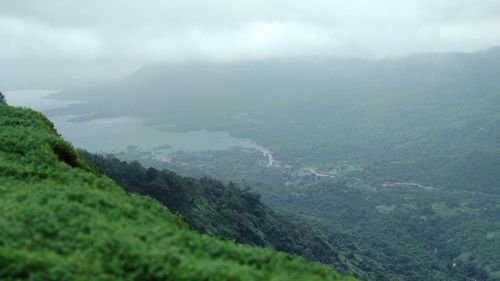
[0,104,354,281]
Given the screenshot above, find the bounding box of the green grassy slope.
[0,103,354,281]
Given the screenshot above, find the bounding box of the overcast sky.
[1,0,500,63]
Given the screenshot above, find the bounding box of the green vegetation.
[54,48,500,194]
[279,181,500,281]
[0,103,355,281]
[46,47,500,280]
[81,151,357,274]
[118,147,500,281]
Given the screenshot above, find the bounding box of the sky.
[1,0,500,64]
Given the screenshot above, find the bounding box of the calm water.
[4,90,261,153]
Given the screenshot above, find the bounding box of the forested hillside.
[0,103,354,281]
[53,47,500,194]
[81,151,360,274]
[113,146,500,281]
[46,47,500,280]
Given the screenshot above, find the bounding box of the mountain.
[0,103,354,281]
[52,47,500,194]
[45,47,500,280]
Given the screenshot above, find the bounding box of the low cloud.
[1,0,500,63]
[119,21,348,62]
[0,16,102,61]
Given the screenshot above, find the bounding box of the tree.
[0,92,5,104]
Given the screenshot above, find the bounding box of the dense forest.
[81,151,361,275]
[114,145,500,281]
[0,102,354,281]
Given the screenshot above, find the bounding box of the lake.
[4,90,262,153]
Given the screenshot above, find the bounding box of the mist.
[3,0,500,60]
[2,0,500,88]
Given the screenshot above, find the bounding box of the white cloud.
[1,0,500,63]
[0,16,102,60]
[118,21,348,62]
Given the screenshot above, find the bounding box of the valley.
[110,143,500,281]
[4,48,500,281]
